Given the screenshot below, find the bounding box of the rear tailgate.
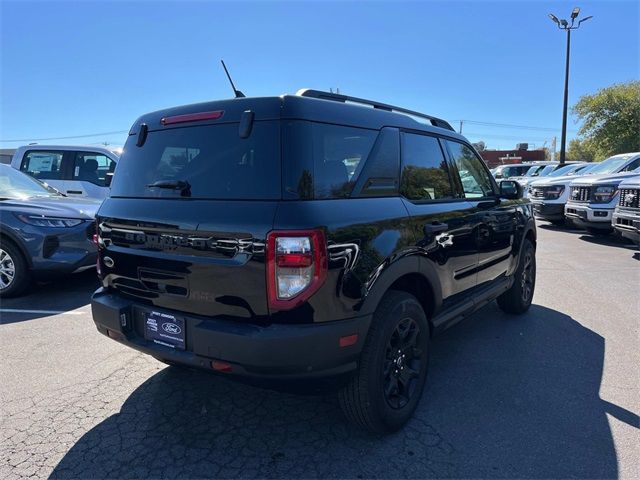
[100,105,282,322]
[98,198,276,320]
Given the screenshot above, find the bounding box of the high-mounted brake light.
[266,230,327,310]
[160,110,224,126]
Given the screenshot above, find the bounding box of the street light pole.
[548,8,593,165]
[559,28,571,165]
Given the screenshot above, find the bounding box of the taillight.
[266,230,327,310]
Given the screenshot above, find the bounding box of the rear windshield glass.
[110,122,280,199]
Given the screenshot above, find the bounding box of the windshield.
[548,163,588,177]
[588,156,633,175]
[0,165,60,199]
[524,165,546,177]
[538,165,556,177]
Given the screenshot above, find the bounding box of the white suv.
[10,145,120,200]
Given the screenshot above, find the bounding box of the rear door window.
[72,152,116,186]
[20,151,65,180]
[110,122,281,199]
[400,132,454,201]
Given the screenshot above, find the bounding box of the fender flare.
[358,252,443,318]
[513,218,537,271]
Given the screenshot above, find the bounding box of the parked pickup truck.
[10,145,120,200]
[613,176,640,244]
[528,163,595,225]
[565,168,640,234]
[531,153,640,226]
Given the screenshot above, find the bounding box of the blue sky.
[1,0,638,152]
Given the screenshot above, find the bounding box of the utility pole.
[548,7,593,165]
[459,120,463,134]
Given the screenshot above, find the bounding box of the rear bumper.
[613,209,640,244]
[564,203,613,230]
[531,201,565,221]
[91,288,371,384]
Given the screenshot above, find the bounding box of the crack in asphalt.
[1,355,456,479]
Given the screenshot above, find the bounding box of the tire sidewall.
[365,294,430,431]
[520,240,536,305]
[0,239,29,298]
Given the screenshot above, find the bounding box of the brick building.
[479,149,546,168]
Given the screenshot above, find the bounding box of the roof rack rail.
[296,89,455,132]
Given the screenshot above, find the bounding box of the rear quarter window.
[283,121,378,199]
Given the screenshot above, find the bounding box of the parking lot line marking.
[0,309,85,315]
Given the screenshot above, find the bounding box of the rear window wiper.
[146,179,191,197]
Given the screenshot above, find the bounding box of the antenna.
[220,60,245,98]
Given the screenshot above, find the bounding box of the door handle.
[423,222,449,235]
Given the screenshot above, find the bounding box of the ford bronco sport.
[91,89,537,433]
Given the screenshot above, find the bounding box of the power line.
[464,132,551,142]
[0,130,129,142]
[450,119,578,133]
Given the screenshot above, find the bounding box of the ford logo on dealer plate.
[162,322,181,335]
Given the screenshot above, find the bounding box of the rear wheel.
[497,238,536,314]
[339,290,430,433]
[0,240,30,298]
[550,218,565,226]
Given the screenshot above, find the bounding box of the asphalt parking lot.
[1,222,638,479]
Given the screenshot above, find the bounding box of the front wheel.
[339,290,430,433]
[497,238,536,314]
[0,240,30,298]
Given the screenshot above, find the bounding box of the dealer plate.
[144,311,185,350]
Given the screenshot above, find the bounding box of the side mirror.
[499,180,522,199]
[494,172,503,179]
[105,172,114,187]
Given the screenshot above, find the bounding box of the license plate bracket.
[144,311,185,350]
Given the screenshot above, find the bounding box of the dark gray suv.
[0,164,100,297]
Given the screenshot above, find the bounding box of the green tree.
[570,81,640,160]
[566,138,596,162]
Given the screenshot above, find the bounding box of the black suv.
[92,89,536,433]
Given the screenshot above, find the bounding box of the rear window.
[110,122,280,199]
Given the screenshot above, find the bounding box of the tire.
[550,218,565,226]
[339,290,430,434]
[497,238,536,314]
[0,239,31,298]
